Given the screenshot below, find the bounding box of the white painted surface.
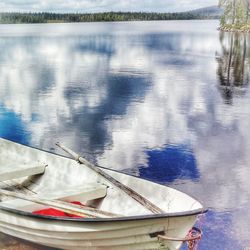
[38,183,107,202]
[0,138,205,249]
[0,163,46,181]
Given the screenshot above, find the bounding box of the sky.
[0,0,218,13]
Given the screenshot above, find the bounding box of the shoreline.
[0,18,218,25]
[219,25,250,33]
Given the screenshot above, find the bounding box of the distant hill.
[189,6,223,19]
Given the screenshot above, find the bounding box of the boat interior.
[0,139,204,219]
[0,162,114,218]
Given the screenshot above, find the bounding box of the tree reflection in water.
[216,32,250,104]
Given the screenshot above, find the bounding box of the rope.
[158,227,202,250]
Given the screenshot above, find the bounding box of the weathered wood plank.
[0,189,120,218]
[0,163,46,182]
[1,183,108,214]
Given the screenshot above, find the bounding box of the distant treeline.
[0,12,217,24]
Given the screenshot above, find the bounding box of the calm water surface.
[0,20,250,249]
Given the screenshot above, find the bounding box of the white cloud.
[0,0,218,13]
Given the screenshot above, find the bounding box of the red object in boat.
[32,201,85,218]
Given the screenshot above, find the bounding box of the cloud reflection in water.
[0,20,250,249]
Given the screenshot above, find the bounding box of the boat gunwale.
[0,205,207,222]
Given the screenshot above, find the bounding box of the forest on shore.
[0,11,219,24]
[219,0,250,31]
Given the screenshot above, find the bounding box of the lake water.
[0,20,250,249]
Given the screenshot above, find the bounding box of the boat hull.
[0,208,197,249]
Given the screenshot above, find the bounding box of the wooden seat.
[1,183,107,212]
[38,184,107,202]
[0,163,46,181]
[0,188,118,218]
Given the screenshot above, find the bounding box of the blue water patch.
[138,144,200,183]
[0,104,31,145]
[194,210,243,250]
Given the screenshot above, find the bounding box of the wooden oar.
[0,189,119,218]
[56,142,164,214]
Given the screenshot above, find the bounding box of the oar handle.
[56,142,164,214]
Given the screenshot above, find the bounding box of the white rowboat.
[0,138,206,249]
